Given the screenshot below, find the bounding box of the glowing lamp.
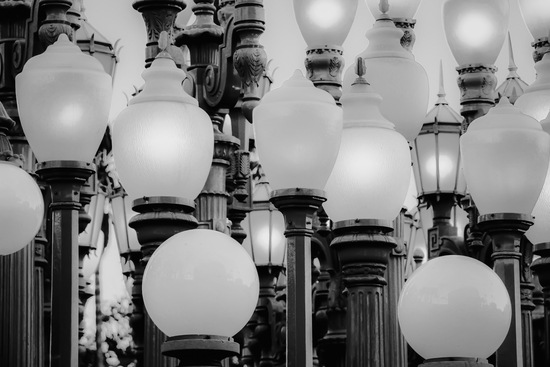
[293,0,358,48]
[142,229,259,337]
[253,70,343,191]
[515,53,550,121]
[242,177,286,267]
[398,255,511,359]
[343,15,429,142]
[112,52,213,200]
[324,68,411,222]
[365,0,422,20]
[0,162,44,255]
[442,0,510,66]
[518,0,550,41]
[16,34,112,163]
[460,97,550,215]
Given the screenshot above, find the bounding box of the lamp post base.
[162,335,239,367]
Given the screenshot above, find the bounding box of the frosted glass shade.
[78,190,107,249]
[366,0,422,19]
[110,188,141,255]
[526,115,550,245]
[516,53,550,122]
[0,162,44,255]
[112,57,214,200]
[324,81,411,222]
[253,70,343,190]
[293,0,358,47]
[343,19,429,142]
[242,180,286,267]
[460,97,550,215]
[399,255,511,359]
[442,0,510,66]
[142,229,259,337]
[518,0,550,40]
[16,34,112,163]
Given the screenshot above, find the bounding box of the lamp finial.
[379,0,390,15]
[155,31,173,60]
[436,60,448,105]
[352,57,369,86]
[507,32,518,73]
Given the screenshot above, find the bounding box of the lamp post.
[460,97,550,367]
[253,70,343,367]
[323,61,411,367]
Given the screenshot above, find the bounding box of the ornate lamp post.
[460,97,550,367]
[399,255,512,367]
[15,28,112,367]
[253,70,343,367]
[323,61,411,367]
[412,61,466,259]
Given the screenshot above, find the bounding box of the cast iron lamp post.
[412,61,467,259]
[253,69,343,367]
[323,61,411,367]
[460,97,550,367]
[15,30,112,367]
[142,229,259,367]
[398,255,512,367]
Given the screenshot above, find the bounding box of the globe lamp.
[515,53,550,122]
[398,255,511,360]
[518,0,550,42]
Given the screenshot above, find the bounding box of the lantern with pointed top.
[496,33,529,104]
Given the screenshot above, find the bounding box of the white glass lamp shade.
[253,70,343,191]
[293,0,358,48]
[242,180,286,267]
[515,53,550,122]
[343,20,429,142]
[78,190,107,249]
[366,0,422,20]
[110,188,141,255]
[518,0,550,41]
[442,0,510,66]
[412,124,466,197]
[0,162,44,255]
[15,34,112,163]
[460,97,550,215]
[112,57,214,200]
[82,231,104,280]
[142,229,260,337]
[398,255,511,359]
[526,113,550,245]
[324,81,411,222]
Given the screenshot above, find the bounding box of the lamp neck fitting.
[532,37,550,63]
[38,0,74,47]
[162,335,239,365]
[393,18,417,52]
[305,46,345,103]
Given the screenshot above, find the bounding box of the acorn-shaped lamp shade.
[16,34,112,163]
[142,229,260,337]
[0,162,44,255]
[325,64,411,222]
[460,97,550,216]
[442,0,510,66]
[398,255,512,359]
[253,70,343,191]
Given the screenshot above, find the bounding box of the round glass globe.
[142,229,260,337]
[442,0,509,66]
[0,162,44,255]
[398,255,511,359]
[16,34,112,163]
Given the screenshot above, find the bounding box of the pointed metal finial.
[507,32,518,73]
[352,57,369,85]
[436,60,448,105]
[155,31,173,59]
[379,0,389,14]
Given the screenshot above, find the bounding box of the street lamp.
[253,69,343,367]
[323,61,411,367]
[15,31,112,367]
[460,97,550,367]
[518,0,550,62]
[142,229,259,365]
[398,255,512,367]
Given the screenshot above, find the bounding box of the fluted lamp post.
[142,229,260,367]
[111,33,214,367]
[323,61,411,367]
[398,255,512,367]
[412,61,466,259]
[343,0,429,143]
[15,33,112,367]
[460,97,550,367]
[253,70,343,367]
[293,0,358,102]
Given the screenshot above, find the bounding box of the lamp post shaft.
[270,188,326,367]
[531,242,550,367]
[37,160,94,367]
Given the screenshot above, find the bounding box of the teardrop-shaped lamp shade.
[518,0,550,41]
